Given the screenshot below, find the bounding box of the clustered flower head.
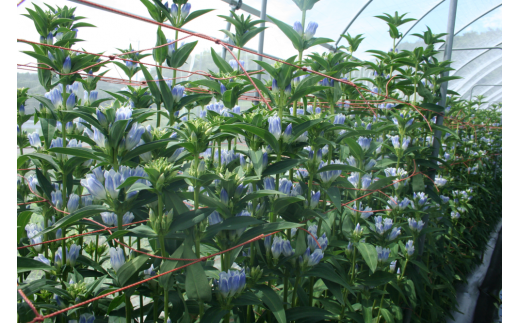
[216,269,246,299]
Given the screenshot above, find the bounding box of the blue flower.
[318,160,343,184]
[217,269,246,299]
[408,218,424,232]
[271,79,279,94]
[63,56,71,74]
[228,60,245,70]
[293,21,303,35]
[167,39,176,57]
[115,107,132,121]
[307,190,320,209]
[54,247,64,267]
[263,176,275,191]
[440,195,450,204]
[389,260,397,273]
[376,246,390,263]
[271,236,283,259]
[405,240,414,256]
[451,211,460,219]
[171,3,178,15]
[284,83,292,95]
[268,115,282,141]
[81,175,107,201]
[123,212,135,224]
[282,239,294,257]
[67,193,80,213]
[304,22,318,40]
[232,105,241,114]
[278,178,292,195]
[220,188,229,205]
[388,227,401,241]
[208,211,223,225]
[109,247,126,272]
[296,169,309,180]
[125,123,145,151]
[19,104,25,115]
[180,3,191,19]
[264,235,272,252]
[51,190,63,210]
[306,248,323,266]
[172,85,185,102]
[101,212,117,226]
[391,135,400,149]
[333,114,345,125]
[357,137,372,151]
[34,254,51,266]
[348,172,359,188]
[65,93,76,110]
[353,223,363,235]
[67,244,80,267]
[79,314,95,323]
[143,264,156,277]
[434,175,447,187]
[28,132,41,148]
[219,82,226,94]
[290,182,302,196]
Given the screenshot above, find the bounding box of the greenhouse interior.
[15,0,504,322]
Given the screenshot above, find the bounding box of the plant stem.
[292,273,301,308]
[308,277,315,306]
[125,293,132,323]
[160,234,169,321]
[375,283,388,323]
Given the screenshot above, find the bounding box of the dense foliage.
[17,1,502,323]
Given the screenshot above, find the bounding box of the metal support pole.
[404,1,457,321]
[469,85,502,102]
[255,0,268,99]
[221,0,243,59]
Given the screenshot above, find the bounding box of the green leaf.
[106,230,131,242]
[121,138,174,163]
[182,9,215,26]
[327,187,342,212]
[17,257,54,273]
[169,208,216,232]
[237,222,303,245]
[267,15,302,51]
[200,308,229,323]
[48,147,101,161]
[107,295,125,314]
[139,64,162,104]
[210,47,233,74]
[26,152,59,171]
[381,308,395,323]
[183,241,211,301]
[356,242,378,274]
[109,119,129,148]
[17,211,33,242]
[152,26,168,64]
[273,196,305,214]
[77,255,108,275]
[358,271,394,287]
[159,243,185,289]
[40,118,56,149]
[40,205,109,237]
[317,164,364,174]
[255,285,286,323]
[285,307,337,323]
[170,41,198,68]
[412,173,425,192]
[116,254,150,287]
[204,216,264,238]
[220,124,279,154]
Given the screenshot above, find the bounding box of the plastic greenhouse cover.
[17,0,501,101]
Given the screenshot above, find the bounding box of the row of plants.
[17,1,502,323]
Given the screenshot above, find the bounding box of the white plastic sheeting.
[447,220,502,323]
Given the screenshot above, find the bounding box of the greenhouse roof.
[17,0,502,106]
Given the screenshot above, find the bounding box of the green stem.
[292,273,301,308]
[125,293,132,323]
[283,270,289,310]
[160,234,169,321]
[375,284,388,323]
[156,102,161,128]
[308,277,315,306]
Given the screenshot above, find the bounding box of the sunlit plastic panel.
[449,48,502,91]
[459,65,502,100]
[335,0,439,60]
[256,0,366,59]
